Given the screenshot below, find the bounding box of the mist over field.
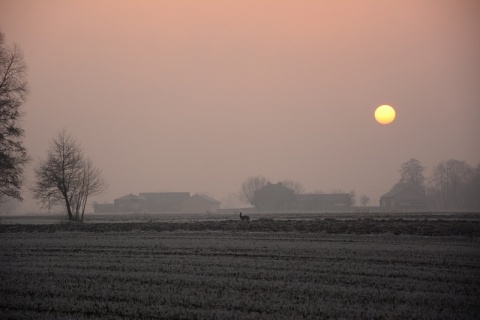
[1,2,480,317]
[0,1,479,215]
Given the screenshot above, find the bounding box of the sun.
[374,105,396,124]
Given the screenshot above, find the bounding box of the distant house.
[254,182,295,211]
[182,194,220,213]
[291,193,352,211]
[253,182,353,212]
[380,183,426,209]
[114,194,146,213]
[139,192,190,213]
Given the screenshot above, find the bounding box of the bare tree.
[360,195,370,207]
[239,175,269,207]
[399,158,426,192]
[73,158,107,221]
[429,159,478,210]
[282,179,305,194]
[0,31,29,202]
[32,129,107,221]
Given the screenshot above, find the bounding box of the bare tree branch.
[429,159,478,210]
[282,179,304,194]
[239,175,269,206]
[399,158,426,192]
[32,129,107,221]
[0,30,29,201]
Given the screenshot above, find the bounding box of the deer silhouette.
[239,212,250,222]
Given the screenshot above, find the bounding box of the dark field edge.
[1,218,480,236]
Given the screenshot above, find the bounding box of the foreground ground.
[1,222,479,319]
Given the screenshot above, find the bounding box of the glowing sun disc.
[375,105,396,124]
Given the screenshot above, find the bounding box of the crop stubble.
[1,230,479,319]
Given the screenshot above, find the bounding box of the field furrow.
[1,231,479,319]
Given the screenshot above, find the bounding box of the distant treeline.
[425,159,480,211]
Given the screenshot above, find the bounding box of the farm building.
[114,194,146,213]
[254,182,295,211]
[254,182,353,212]
[379,184,426,209]
[139,192,190,213]
[182,194,220,213]
[291,193,353,211]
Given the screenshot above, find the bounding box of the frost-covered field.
[1,229,479,319]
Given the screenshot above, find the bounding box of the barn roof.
[256,182,295,194]
[114,194,145,201]
[139,192,190,203]
[192,194,220,203]
[295,193,351,202]
[380,183,425,199]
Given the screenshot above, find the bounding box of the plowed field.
[1,226,479,319]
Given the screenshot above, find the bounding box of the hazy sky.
[1,0,479,212]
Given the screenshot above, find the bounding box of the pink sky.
[1,0,479,212]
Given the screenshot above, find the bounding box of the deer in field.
[239,212,250,222]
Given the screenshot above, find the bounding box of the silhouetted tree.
[0,31,29,202]
[32,129,107,221]
[360,195,370,207]
[282,179,304,194]
[239,175,269,207]
[399,158,426,193]
[429,159,479,210]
